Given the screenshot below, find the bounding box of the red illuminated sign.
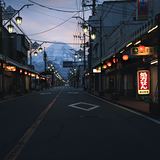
[137,70,150,95]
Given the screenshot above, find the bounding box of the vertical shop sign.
[137,0,148,20]
[137,70,150,95]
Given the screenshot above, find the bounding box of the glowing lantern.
[138,45,145,53]
[113,58,118,63]
[20,69,23,73]
[122,54,129,61]
[102,64,107,69]
[107,62,112,67]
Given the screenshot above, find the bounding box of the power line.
[30,38,82,45]
[28,0,83,13]
[28,13,78,36]
[28,8,76,24]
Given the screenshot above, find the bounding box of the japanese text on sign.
[137,70,150,95]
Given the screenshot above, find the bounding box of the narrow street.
[0,87,160,160]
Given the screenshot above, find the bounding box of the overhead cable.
[28,13,77,36]
[28,0,84,13]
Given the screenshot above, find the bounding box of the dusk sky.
[4,0,104,49]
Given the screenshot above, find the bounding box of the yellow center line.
[4,89,63,160]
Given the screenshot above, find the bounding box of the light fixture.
[113,58,118,63]
[120,50,124,54]
[79,57,82,61]
[150,59,158,65]
[34,51,38,56]
[74,53,78,58]
[138,45,145,53]
[134,40,141,45]
[107,62,112,67]
[83,24,88,33]
[16,13,22,25]
[91,33,96,40]
[38,47,43,52]
[122,54,129,61]
[102,64,107,69]
[7,22,14,33]
[148,25,158,33]
[20,69,23,73]
[126,42,132,48]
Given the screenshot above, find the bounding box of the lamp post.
[4,3,33,33]
[43,48,47,73]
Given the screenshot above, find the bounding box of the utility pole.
[99,16,103,96]
[92,0,96,15]
[82,0,86,89]
[43,48,47,73]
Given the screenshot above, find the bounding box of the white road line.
[68,105,90,111]
[89,94,160,125]
[4,90,62,160]
[68,102,100,111]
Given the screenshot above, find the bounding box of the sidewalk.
[101,93,150,114]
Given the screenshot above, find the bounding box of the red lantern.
[113,58,118,63]
[138,45,145,53]
[107,62,112,67]
[122,54,129,61]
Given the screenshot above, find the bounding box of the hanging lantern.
[91,33,96,40]
[83,24,88,33]
[138,45,145,53]
[20,69,23,73]
[122,54,129,61]
[107,62,112,67]
[38,47,43,52]
[79,56,82,61]
[113,58,118,63]
[16,15,22,25]
[7,23,14,33]
[34,51,38,56]
[74,53,78,58]
[102,64,107,69]
[24,71,28,75]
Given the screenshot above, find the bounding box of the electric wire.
[28,13,78,36]
[28,0,88,13]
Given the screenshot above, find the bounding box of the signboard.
[63,61,73,68]
[137,70,150,95]
[131,46,154,56]
[93,67,101,73]
[136,0,148,20]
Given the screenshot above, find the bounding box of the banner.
[137,70,150,95]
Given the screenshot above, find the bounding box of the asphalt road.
[1,86,160,160]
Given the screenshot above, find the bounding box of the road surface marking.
[89,94,160,125]
[4,90,62,160]
[68,102,100,111]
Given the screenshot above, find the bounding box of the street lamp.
[91,32,96,40]
[38,47,43,52]
[15,13,22,25]
[4,4,33,33]
[7,22,14,33]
